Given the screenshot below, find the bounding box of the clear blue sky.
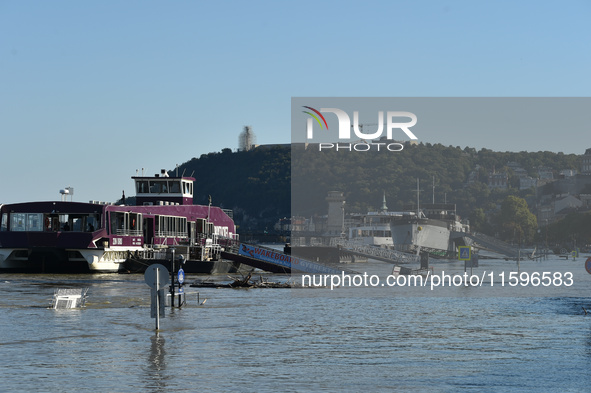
[1,1,590,204]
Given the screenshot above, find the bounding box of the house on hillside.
[554,195,583,214]
[581,148,591,175]
[519,176,537,190]
[538,167,554,181]
[488,171,508,189]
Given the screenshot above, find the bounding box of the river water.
[1,256,590,392]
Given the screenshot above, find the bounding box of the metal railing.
[457,231,520,258]
[331,238,420,264]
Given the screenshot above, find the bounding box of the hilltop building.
[326,191,346,236]
[488,171,508,189]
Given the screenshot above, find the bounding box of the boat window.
[27,214,43,231]
[109,212,142,236]
[169,181,181,193]
[149,181,161,193]
[9,213,43,232]
[1,213,7,231]
[110,212,123,235]
[136,181,149,194]
[161,216,167,233]
[196,218,206,233]
[59,214,70,231]
[128,213,142,235]
[181,181,194,196]
[11,213,26,231]
[149,180,169,194]
[71,217,83,231]
[86,215,100,232]
[155,215,188,238]
[49,216,59,231]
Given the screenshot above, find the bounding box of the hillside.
[170,143,587,245]
[292,143,580,216]
[175,147,290,232]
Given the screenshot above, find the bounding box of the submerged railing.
[331,238,420,264]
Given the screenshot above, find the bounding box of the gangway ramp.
[331,239,420,265]
[451,231,520,258]
[221,241,357,275]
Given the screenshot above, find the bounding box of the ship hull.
[0,247,119,273]
[390,218,452,252]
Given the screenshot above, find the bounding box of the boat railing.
[154,236,181,246]
[116,229,143,236]
[216,236,240,253]
[194,233,222,249]
[222,208,234,219]
[155,230,188,238]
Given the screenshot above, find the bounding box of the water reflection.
[146,332,167,392]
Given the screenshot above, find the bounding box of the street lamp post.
[545,219,548,260]
[341,201,346,238]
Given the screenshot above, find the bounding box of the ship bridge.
[133,169,195,206]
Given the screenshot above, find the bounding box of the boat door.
[144,217,154,245]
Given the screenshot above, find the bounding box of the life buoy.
[585,257,591,275]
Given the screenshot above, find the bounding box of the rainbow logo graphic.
[302,106,328,130]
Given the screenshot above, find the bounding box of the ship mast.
[432,175,435,204]
[416,178,420,217]
[381,191,388,212]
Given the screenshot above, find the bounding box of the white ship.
[347,193,400,247]
[389,202,469,256]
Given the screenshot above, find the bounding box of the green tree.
[470,208,488,232]
[547,212,591,249]
[495,196,538,244]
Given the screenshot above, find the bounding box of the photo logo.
[302,106,329,132]
[303,106,418,152]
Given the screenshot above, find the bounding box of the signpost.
[458,246,474,275]
[145,264,170,330]
[585,256,591,275]
[178,268,185,285]
[169,251,186,308]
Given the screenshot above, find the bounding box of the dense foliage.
[545,212,591,250]
[172,143,584,244]
[293,143,579,217]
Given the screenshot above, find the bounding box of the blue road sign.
[458,246,471,261]
[178,269,185,285]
